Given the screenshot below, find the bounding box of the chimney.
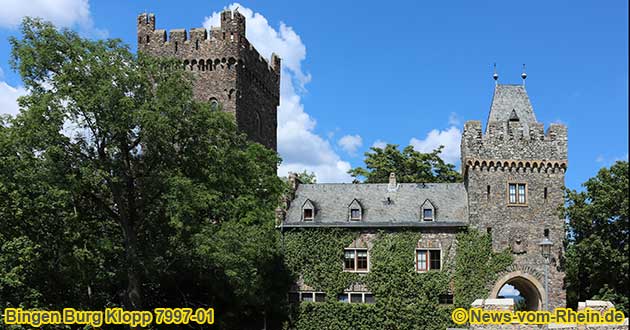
[388,172,398,191]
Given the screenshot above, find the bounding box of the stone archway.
[490,271,545,311]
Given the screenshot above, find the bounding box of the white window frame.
[415,248,442,272]
[507,182,527,206]
[289,291,326,303]
[343,248,369,273]
[337,292,375,304]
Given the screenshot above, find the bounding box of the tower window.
[508,183,527,205]
[544,229,549,238]
[350,209,361,220]
[487,185,491,199]
[544,187,548,200]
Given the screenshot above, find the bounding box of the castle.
[278,82,567,310]
[137,10,280,150]
[137,10,567,311]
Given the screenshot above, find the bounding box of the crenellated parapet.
[137,9,281,150]
[461,119,568,173]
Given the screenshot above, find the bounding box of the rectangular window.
[416,250,427,271]
[301,293,313,302]
[314,292,326,302]
[423,208,433,221]
[344,250,355,270]
[350,208,361,220]
[439,294,454,304]
[288,292,300,303]
[429,250,441,270]
[338,292,374,304]
[417,249,441,271]
[303,208,314,220]
[356,250,368,271]
[508,183,527,205]
[344,249,368,272]
[350,293,363,303]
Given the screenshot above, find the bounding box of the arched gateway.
[490,271,546,311]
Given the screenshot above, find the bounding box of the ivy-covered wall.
[282,228,512,330]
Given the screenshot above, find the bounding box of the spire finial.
[493,63,499,85]
[521,64,527,86]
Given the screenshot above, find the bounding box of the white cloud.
[1,0,91,28]
[338,134,362,156]
[409,126,462,165]
[498,284,520,297]
[0,81,27,116]
[596,155,605,163]
[372,139,387,149]
[203,4,351,183]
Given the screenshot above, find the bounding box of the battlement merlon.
[137,12,281,76]
[461,119,568,164]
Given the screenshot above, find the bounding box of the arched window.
[209,98,220,111]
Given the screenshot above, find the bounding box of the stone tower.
[461,84,568,310]
[137,10,281,150]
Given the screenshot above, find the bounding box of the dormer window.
[348,199,363,221]
[420,199,436,222]
[302,199,315,221]
[423,208,433,221]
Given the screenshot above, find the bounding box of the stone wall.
[137,10,280,150]
[462,116,568,309]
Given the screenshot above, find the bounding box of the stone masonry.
[137,10,281,150]
[461,84,568,310]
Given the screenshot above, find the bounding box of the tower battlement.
[137,10,281,150]
[461,120,568,165]
[461,84,568,169]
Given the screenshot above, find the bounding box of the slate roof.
[282,183,469,228]
[486,84,537,132]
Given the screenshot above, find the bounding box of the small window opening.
[439,294,454,305]
[423,208,433,221]
[544,229,549,238]
[195,40,199,50]
[544,187,548,200]
[487,227,492,235]
[487,185,491,199]
[303,208,314,221]
[145,35,149,43]
[174,41,178,53]
[350,208,361,221]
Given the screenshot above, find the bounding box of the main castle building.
[137,10,281,150]
[278,82,567,310]
[137,9,567,311]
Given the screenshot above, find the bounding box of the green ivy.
[282,228,512,330]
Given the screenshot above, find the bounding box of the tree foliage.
[564,160,629,314]
[348,144,462,183]
[0,18,289,329]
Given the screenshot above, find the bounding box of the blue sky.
[0,0,627,189]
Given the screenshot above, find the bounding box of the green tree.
[1,18,289,328]
[564,160,629,314]
[348,144,462,183]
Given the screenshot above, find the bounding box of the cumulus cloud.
[1,0,90,28]
[0,81,27,117]
[338,134,362,156]
[498,284,520,297]
[372,139,387,149]
[203,4,351,182]
[409,126,462,165]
